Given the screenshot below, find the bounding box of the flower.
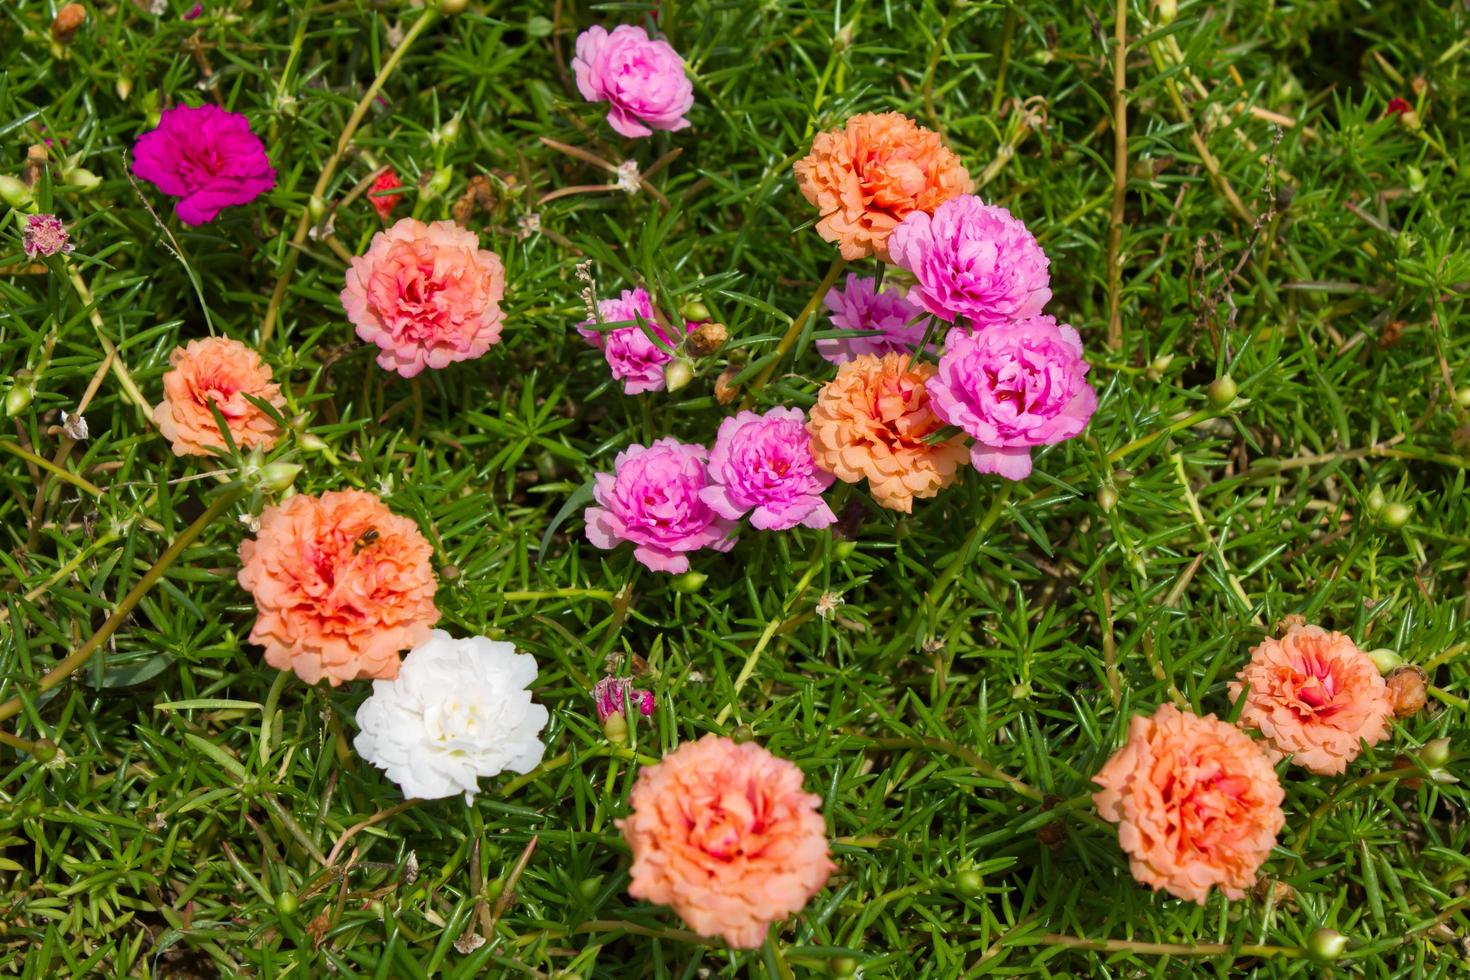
[341,218,506,378]
[1228,625,1394,775]
[888,194,1051,327]
[819,274,928,364]
[1092,703,1285,905]
[238,489,439,685]
[618,735,835,948]
[183,2,204,19]
[131,103,276,225]
[702,408,836,530]
[584,438,737,573]
[593,676,656,722]
[152,337,286,457]
[578,287,689,394]
[22,214,74,258]
[573,25,694,138]
[808,353,968,513]
[793,112,971,262]
[927,317,1097,480]
[354,630,549,802]
[369,167,404,220]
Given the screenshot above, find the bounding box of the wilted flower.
[22,214,74,258]
[593,676,656,722]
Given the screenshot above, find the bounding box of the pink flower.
[341,218,506,378]
[927,317,1096,480]
[593,677,656,722]
[23,214,73,258]
[369,168,404,220]
[131,104,275,225]
[888,194,1051,328]
[183,2,203,19]
[578,288,688,394]
[702,408,836,531]
[573,25,694,138]
[819,274,928,364]
[584,438,737,573]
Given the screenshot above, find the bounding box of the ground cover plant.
[2,0,1469,976]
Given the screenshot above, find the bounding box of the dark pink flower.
[184,3,204,19]
[819,274,928,363]
[1385,97,1412,117]
[927,317,1096,480]
[131,104,275,225]
[23,214,74,258]
[593,677,656,723]
[578,287,690,394]
[573,25,693,138]
[702,407,835,531]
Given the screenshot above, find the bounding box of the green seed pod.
[275,891,299,916]
[1419,737,1452,768]
[602,711,629,746]
[1206,374,1238,409]
[829,956,860,978]
[31,739,59,764]
[307,195,327,224]
[438,0,469,14]
[1097,485,1118,513]
[671,570,707,594]
[663,357,694,393]
[681,299,711,323]
[1380,501,1411,529]
[1365,486,1387,516]
[955,869,984,896]
[833,539,857,560]
[1366,648,1402,675]
[63,166,102,192]
[258,463,303,493]
[1307,928,1347,963]
[116,76,134,101]
[5,385,34,417]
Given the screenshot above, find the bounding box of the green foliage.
[2,0,1468,976]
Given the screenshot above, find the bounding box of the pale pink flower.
[573,25,694,139]
[23,214,74,258]
[819,274,928,363]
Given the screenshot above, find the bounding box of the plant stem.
[1106,0,1128,350]
[0,438,105,498]
[743,256,846,404]
[0,487,244,728]
[65,265,152,416]
[260,10,440,343]
[1024,934,1302,958]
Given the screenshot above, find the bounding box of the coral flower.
[619,735,835,949]
[819,274,928,364]
[808,353,968,513]
[1093,703,1285,905]
[1228,625,1394,775]
[888,194,1051,328]
[238,490,439,686]
[927,317,1097,480]
[341,218,506,378]
[794,112,971,262]
[573,25,694,138]
[153,337,286,457]
[131,103,276,225]
[578,287,689,394]
[584,438,736,573]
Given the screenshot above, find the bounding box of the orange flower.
[1228,624,1394,775]
[618,735,835,949]
[153,337,286,457]
[808,353,968,512]
[794,112,971,261]
[1093,704,1285,904]
[238,490,438,686]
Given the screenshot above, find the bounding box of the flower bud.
[955,869,984,896]
[62,166,102,192]
[275,891,299,915]
[1206,374,1238,409]
[663,357,694,393]
[1386,666,1427,718]
[116,76,134,101]
[1154,0,1177,26]
[680,298,711,323]
[5,385,34,416]
[1307,928,1347,963]
[1145,352,1173,381]
[713,366,740,405]
[1380,501,1411,529]
[30,738,59,764]
[833,539,857,561]
[307,195,327,223]
[426,166,455,198]
[1419,737,1452,768]
[1096,485,1118,513]
[602,710,629,745]
[296,432,328,452]
[257,462,303,493]
[436,116,462,145]
[671,570,707,594]
[1365,486,1387,516]
[1456,386,1470,410]
[438,0,469,14]
[1366,647,1402,675]
[0,175,35,209]
[829,956,859,978]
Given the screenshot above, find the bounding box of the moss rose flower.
[619,735,835,949]
[573,25,694,138]
[578,287,689,394]
[153,337,286,457]
[819,273,928,364]
[238,490,439,685]
[131,103,276,225]
[1093,704,1285,904]
[702,407,835,530]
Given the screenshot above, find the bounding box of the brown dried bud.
[1274,614,1306,636]
[1387,666,1427,717]
[51,3,87,43]
[1250,877,1297,909]
[713,365,741,405]
[685,321,728,358]
[24,144,49,188]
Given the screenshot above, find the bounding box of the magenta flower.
[593,676,656,723]
[927,318,1097,480]
[819,274,929,364]
[572,25,694,139]
[888,194,1050,329]
[184,3,204,19]
[702,408,836,531]
[578,288,689,395]
[131,104,275,225]
[584,438,737,573]
[23,214,74,258]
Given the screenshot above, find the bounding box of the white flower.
[354,630,550,803]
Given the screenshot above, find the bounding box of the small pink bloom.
[369,168,404,220]
[573,25,694,139]
[819,274,928,364]
[23,214,74,258]
[593,676,656,722]
[578,287,689,394]
[584,438,736,573]
[1385,97,1412,116]
[183,2,203,19]
[888,194,1051,328]
[131,104,275,225]
[927,317,1096,480]
[341,218,506,378]
[702,407,835,531]
[1228,625,1394,776]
